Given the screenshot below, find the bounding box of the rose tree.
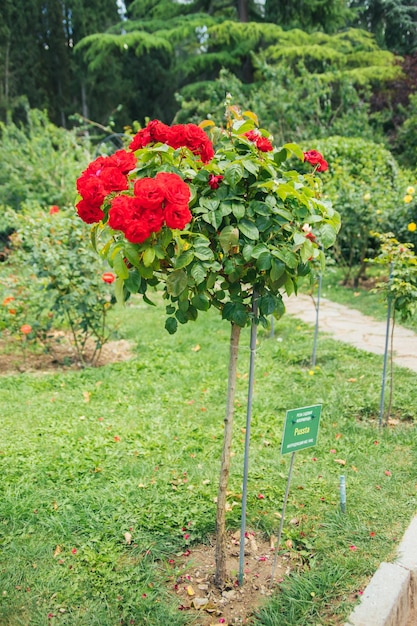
[76,107,340,587]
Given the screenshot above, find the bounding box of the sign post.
[270,404,321,583]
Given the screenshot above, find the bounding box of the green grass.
[1,297,417,625]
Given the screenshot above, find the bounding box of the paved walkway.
[284,294,417,372]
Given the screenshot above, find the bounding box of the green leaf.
[193,238,214,261]
[283,142,304,161]
[224,163,244,187]
[143,247,156,267]
[274,148,288,166]
[166,270,188,297]
[319,223,338,248]
[191,294,210,311]
[222,302,248,327]
[124,270,142,293]
[271,259,286,282]
[174,249,194,269]
[232,203,246,220]
[241,158,259,176]
[219,226,239,253]
[165,317,178,334]
[114,277,125,305]
[238,219,259,241]
[258,293,276,316]
[191,263,207,285]
[251,243,269,259]
[124,245,141,267]
[113,252,129,280]
[256,252,272,271]
[293,232,307,246]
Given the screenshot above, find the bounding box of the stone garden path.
[284,293,417,373]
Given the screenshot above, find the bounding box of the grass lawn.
[1,296,417,625]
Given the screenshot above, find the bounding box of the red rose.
[76,174,107,205]
[108,196,137,231]
[208,174,224,189]
[98,166,129,194]
[129,127,152,152]
[155,172,191,206]
[304,150,329,172]
[243,130,273,152]
[83,156,108,176]
[76,199,104,224]
[143,206,165,233]
[148,119,173,143]
[107,150,137,174]
[169,124,214,163]
[102,272,116,284]
[164,203,192,230]
[255,136,273,152]
[134,177,165,210]
[305,231,317,242]
[129,120,172,151]
[124,220,152,244]
[243,130,258,143]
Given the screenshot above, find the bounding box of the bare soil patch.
[0,332,134,374]
[165,530,290,625]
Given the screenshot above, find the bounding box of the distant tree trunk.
[237,0,248,22]
[215,322,241,588]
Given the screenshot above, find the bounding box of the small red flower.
[305,231,317,242]
[303,149,328,172]
[184,533,190,540]
[208,174,224,189]
[370,531,376,537]
[20,324,32,335]
[102,272,116,284]
[49,205,59,215]
[384,470,392,476]
[349,545,357,551]
[2,296,14,306]
[71,548,77,554]
[257,493,265,499]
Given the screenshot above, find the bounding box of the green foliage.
[371,232,417,321]
[0,109,91,214]
[264,0,354,33]
[1,205,115,365]
[314,136,402,285]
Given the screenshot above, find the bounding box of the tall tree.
[264,0,354,33]
[349,0,417,53]
[0,0,121,125]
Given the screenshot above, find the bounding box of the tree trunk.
[215,321,241,588]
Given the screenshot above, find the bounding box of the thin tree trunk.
[215,322,241,588]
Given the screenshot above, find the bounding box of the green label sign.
[281,404,321,455]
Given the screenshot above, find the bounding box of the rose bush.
[76,106,340,335]
[75,104,340,587]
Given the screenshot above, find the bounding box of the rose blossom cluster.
[108,172,191,243]
[129,119,214,164]
[76,149,137,224]
[243,129,273,152]
[303,149,329,172]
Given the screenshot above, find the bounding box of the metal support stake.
[378,263,394,428]
[270,451,296,584]
[311,270,322,367]
[238,290,258,586]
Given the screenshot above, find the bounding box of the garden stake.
[311,267,323,367]
[270,451,296,585]
[239,290,259,586]
[378,263,394,428]
[340,475,346,513]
